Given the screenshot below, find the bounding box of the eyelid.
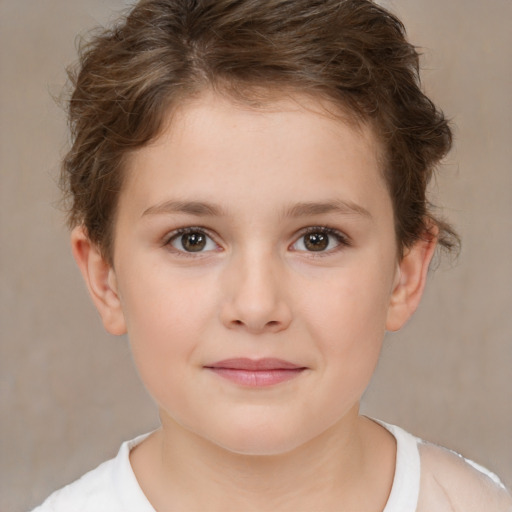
[161,225,350,257]
[164,226,222,255]
[289,226,351,254]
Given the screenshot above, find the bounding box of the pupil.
[182,232,206,252]
[305,232,328,251]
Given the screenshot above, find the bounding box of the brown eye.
[291,227,347,253]
[303,232,329,251]
[181,232,206,252]
[169,229,217,253]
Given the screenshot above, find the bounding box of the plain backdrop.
[1,0,511,510]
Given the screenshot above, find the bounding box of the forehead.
[120,90,390,221]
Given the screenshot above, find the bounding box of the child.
[33,0,511,510]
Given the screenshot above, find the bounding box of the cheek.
[122,262,215,331]
[119,271,217,383]
[304,265,392,335]
[300,264,392,377]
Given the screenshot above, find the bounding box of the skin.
[72,91,436,511]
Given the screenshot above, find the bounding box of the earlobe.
[70,226,127,336]
[386,229,438,332]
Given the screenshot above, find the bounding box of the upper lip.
[205,358,305,371]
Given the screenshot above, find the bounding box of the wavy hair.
[62,0,459,261]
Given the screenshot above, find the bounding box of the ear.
[386,228,438,332]
[70,226,127,335]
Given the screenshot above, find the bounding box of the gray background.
[1,0,511,510]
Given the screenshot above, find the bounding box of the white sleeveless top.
[32,422,512,512]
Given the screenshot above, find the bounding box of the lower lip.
[206,368,305,387]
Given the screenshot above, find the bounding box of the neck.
[130,409,396,511]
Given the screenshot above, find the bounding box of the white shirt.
[32,422,512,512]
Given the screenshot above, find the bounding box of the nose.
[219,249,292,334]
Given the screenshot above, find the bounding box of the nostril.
[230,319,281,331]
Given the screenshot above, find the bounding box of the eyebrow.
[283,200,372,219]
[142,200,225,217]
[142,199,371,220]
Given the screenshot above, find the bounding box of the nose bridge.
[220,243,291,333]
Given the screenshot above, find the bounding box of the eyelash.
[163,225,351,257]
[291,226,351,256]
[164,227,220,257]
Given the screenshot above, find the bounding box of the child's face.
[84,91,421,455]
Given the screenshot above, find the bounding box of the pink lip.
[205,358,307,387]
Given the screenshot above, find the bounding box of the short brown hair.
[62,0,459,261]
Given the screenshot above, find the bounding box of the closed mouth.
[204,358,307,387]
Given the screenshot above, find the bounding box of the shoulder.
[30,457,120,512]
[30,434,154,512]
[416,440,512,512]
[376,419,512,512]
